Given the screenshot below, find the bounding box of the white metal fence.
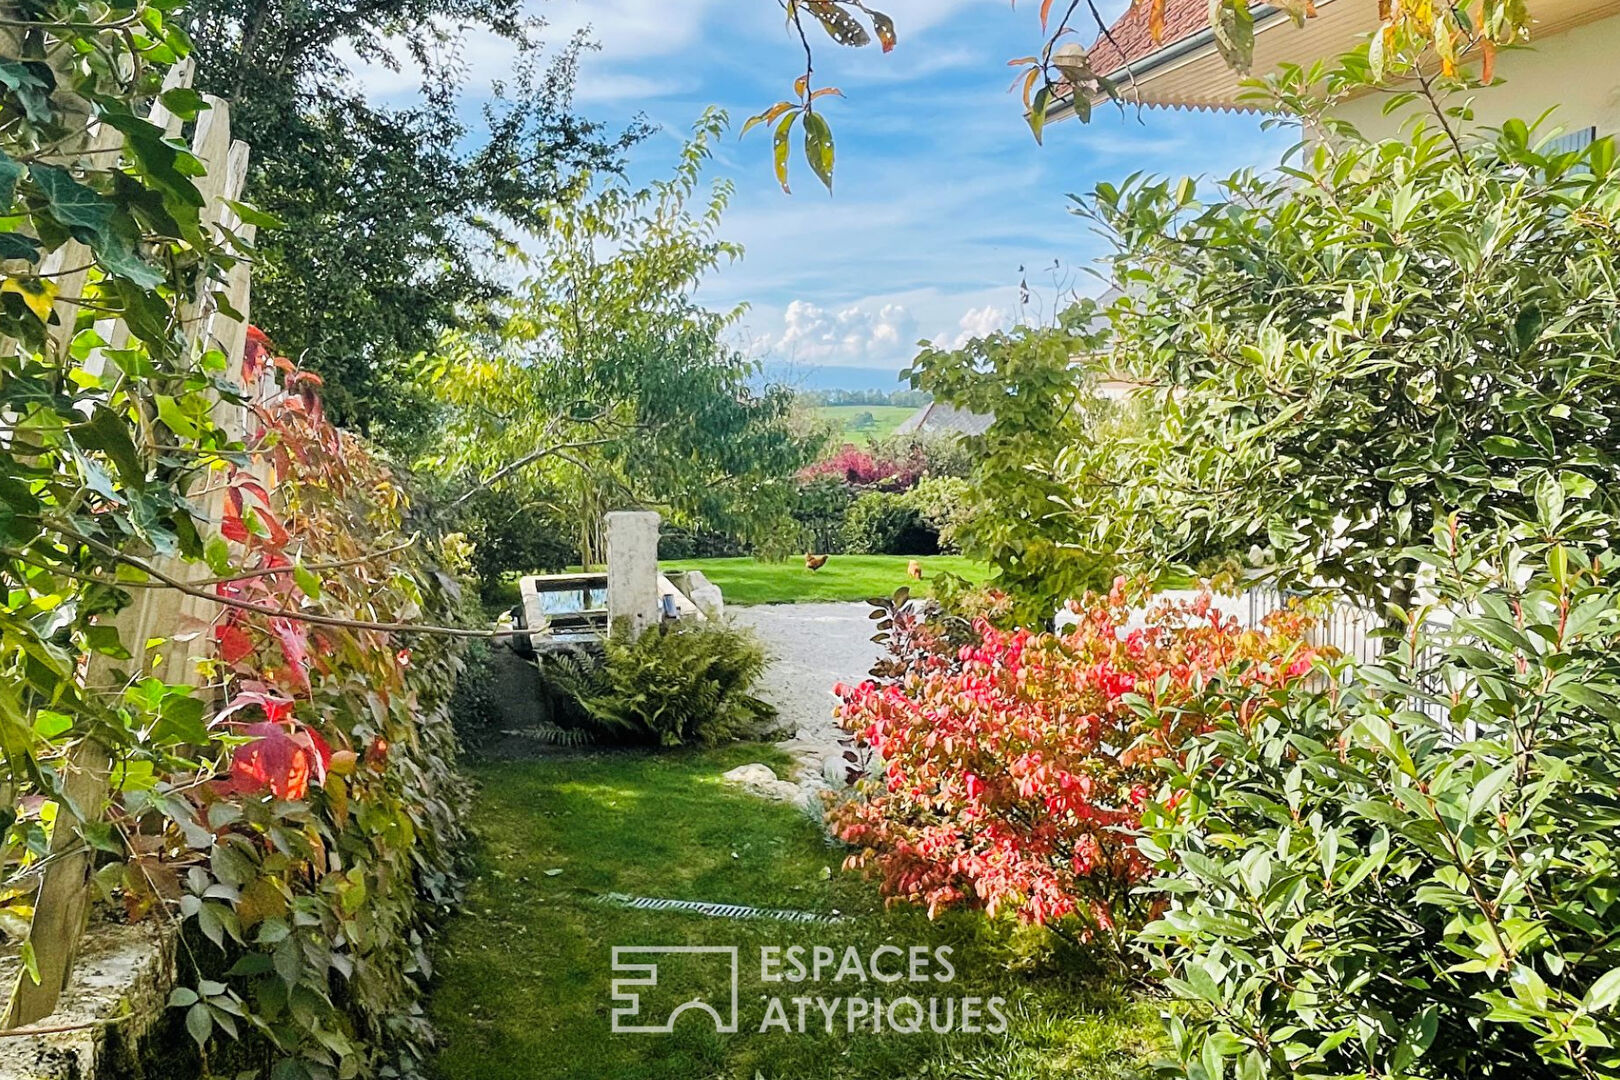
[1242,583,1458,726]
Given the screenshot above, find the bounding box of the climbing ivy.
[0,1,473,1076]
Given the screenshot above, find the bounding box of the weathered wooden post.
[605,511,661,639]
[3,65,260,1029]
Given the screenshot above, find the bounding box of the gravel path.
[727,602,881,804]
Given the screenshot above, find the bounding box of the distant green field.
[661,554,987,606]
[813,404,917,442]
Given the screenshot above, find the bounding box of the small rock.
[721,763,804,805]
[722,762,777,787]
[822,753,862,789]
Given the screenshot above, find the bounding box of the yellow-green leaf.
[773,111,798,194]
[2,276,56,321]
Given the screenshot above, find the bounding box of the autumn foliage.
[829,583,1316,944]
[136,332,474,1075]
[798,444,921,491]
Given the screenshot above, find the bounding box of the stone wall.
[0,922,176,1080]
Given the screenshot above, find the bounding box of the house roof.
[1052,0,1339,115]
[1065,0,1620,116]
[1088,0,1216,78]
[894,402,994,438]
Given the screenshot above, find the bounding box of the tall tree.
[419,112,817,566]
[184,0,642,436]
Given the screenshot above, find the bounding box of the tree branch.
[27,534,520,640]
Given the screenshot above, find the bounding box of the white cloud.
[543,0,724,59]
[572,71,700,104]
[335,0,732,104]
[863,0,1006,36]
[774,299,919,365]
[946,303,1009,346]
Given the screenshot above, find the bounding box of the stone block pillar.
[606,510,660,639]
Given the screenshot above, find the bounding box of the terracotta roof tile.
[1087,0,1212,77]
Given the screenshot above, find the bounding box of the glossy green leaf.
[803,110,835,192]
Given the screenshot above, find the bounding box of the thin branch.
[444,435,615,511]
[0,1018,113,1038]
[1416,68,1469,166]
[3,538,426,590]
[49,534,521,640]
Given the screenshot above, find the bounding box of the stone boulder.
[720,763,803,806]
[684,570,724,620]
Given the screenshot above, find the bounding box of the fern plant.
[546,623,777,747]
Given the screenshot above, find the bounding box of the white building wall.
[1334,13,1620,142]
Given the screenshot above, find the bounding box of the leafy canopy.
[184,0,643,436]
[905,307,1117,621]
[418,111,817,562]
[1066,109,1620,608]
[914,96,1620,613]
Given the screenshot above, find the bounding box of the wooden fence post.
[3,80,257,1027]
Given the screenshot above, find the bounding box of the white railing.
[1242,583,1460,727]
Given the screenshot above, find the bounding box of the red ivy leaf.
[222,722,332,801]
[243,325,272,383]
[217,623,254,664]
[221,497,249,544]
[269,617,311,689]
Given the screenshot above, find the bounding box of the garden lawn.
[428,745,1160,1080]
[661,555,988,606]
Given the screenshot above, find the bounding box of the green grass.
[662,555,989,606]
[814,404,918,442]
[428,746,1161,1080]
[479,556,987,615]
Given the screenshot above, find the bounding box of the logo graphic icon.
[610,946,740,1034]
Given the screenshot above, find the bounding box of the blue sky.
[359,0,1295,389]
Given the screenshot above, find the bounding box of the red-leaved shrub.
[829,582,1316,947]
[799,444,920,491]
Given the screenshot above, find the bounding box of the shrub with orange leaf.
[829,582,1316,951]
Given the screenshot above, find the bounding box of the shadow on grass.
[427,744,1160,1080]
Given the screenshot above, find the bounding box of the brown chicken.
[907,559,923,580]
[805,552,829,572]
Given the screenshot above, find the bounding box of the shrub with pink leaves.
[799,443,921,491]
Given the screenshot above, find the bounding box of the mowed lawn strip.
[428,745,1160,1080]
[661,555,988,606]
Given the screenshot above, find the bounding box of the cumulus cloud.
[947,304,1010,346]
[774,300,919,365]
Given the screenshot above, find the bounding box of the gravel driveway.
[727,602,881,801]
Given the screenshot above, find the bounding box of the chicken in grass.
[805,552,829,572]
[907,559,923,580]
